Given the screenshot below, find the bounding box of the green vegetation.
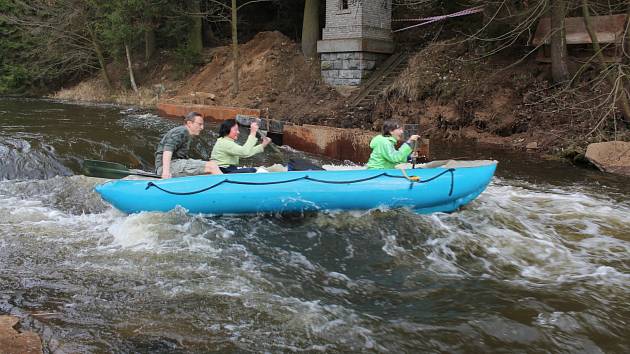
[0,1,33,93]
[0,0,251,94]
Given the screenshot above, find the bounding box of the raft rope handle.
[145,169,456,196]
[399,167,420,182]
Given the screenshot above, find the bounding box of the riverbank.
[51,31,629,164]
[53,77,158,108]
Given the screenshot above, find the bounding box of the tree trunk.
[625,5,630,66]
[623,5,630,114]
[204,24,218,46]
[125,44,139,94]
[301,0,320,59]
[231,0,239,96]
[581,0,630,124]
[188,0,203,55]
[550,0,570,83]
[86,25,112,91]
[145,26,156,64]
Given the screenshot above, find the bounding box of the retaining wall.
[157,103,260,122]
[283,124,375,163]
[156,103,377,163]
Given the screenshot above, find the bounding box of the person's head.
[382,120,404,140]
[218,119,240,139]
[184,112,204,136]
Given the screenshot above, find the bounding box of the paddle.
[235,115,284,157]
[411,141,416,168]
[82,159,160,179]
[258,129,284,156]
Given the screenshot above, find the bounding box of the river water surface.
[0,98,628,353]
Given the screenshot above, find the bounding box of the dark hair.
[382,120,401,136]
[218,119,238,137]
[184,111,203,123]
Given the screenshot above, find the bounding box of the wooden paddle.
[82,159,160,179]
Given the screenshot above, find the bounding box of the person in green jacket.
[366,120,419,169]
[211,119,271,173]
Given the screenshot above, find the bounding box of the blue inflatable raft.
[94,160,497,214]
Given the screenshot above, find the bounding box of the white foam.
[0,192,119,242]
[381,232,408,257]
[418,179,630,289]
[108,212,177,248]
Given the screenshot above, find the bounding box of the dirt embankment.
[55,31,628,158]
[163,31,347,124]
[54,31,347,124]
[363,40,629,157]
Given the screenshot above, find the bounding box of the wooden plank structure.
[531,14,628,62]
[349,51,409,108]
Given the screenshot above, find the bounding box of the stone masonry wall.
[320,52,387,86]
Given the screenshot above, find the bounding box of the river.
[0,97,628,353]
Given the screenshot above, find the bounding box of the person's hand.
[262,137,272,147]
[408,134,420,142]
[161,170,172,179]
[250,122,259,135]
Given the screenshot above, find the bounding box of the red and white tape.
[393,6,484,32]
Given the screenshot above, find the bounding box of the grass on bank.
[52,77,159,108]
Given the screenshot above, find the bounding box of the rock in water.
[0,316,42,354]
[585,141,630,176]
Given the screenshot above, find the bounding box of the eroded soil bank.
[53,31,629,162]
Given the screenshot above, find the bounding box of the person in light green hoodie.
[366,120,419,169]
[211,119,271,173]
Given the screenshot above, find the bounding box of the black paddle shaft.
[82,159,160,179]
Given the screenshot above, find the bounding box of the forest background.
[1,0,629,158]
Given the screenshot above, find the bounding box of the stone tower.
[317,0,394,86]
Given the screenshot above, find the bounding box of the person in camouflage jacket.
[155,112,222,178]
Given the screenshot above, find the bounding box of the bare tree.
[125,44,139,93]
[231,0,239,96]
[301,0,320,59]
[86,24,113,90]
[1,0,113,90]
[550,0,570,83]
[581,0,630,123]
[206,0,276,96]
[143,15,156,63]
[188,0,204,54]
